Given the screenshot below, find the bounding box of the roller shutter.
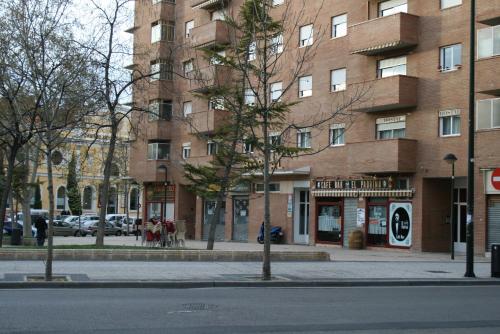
[488,197,500,251]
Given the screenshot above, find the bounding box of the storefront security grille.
[488,197,500,251]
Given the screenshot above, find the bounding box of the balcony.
[191,0,229,10]
[477,0,500,25]
[187,109,230,134]
[350,75,418,112]
[347,138,418,174]
[190,20,231,48]
[146,121,173,140]
[476,57,500,95]
[189,65,232,93]
[349,13,419,56]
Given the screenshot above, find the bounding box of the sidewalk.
[0,236,497,285]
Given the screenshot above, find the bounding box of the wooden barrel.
[348,230,364,249]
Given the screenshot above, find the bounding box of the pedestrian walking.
[34,216,47,247]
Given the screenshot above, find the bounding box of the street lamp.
[444,153,457,260]
[157,164,168,223]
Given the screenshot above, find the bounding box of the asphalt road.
[1,286,500,334]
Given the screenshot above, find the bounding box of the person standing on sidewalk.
[34,216,47,247]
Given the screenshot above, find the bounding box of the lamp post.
[444,153,457,260]
[121,176,133,235]
[157,164,168,222]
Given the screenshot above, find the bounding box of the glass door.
[453,188,467,253]
[294,190,309,244]
[317,203,342,244]
[367,204,388,246]
[232,197,249,241]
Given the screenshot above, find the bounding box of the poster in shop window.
[389,202,412,247]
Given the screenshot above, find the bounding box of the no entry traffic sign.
[492,168,500,190]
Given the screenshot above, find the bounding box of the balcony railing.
[477,0,500,25]
[188,65,232,93]
[350,75,418,112]
[190,20,231,48]
[187,109,230,134]
[349,13,419,56]
[476,57,500,95]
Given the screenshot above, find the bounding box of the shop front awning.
[312,189,414,198]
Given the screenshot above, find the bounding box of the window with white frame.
[185,20,194,38]
[245,88,256,106]
[148,99,172,121]
[272,0,284,6]
[377,56,407,78]
[183,59,193,76]
[332,14,347,38]
[439,109,461,137]
[150,60,173,80]
[148,142,170,160]
[209,96,225,110]
[269,132,281,148]
[331,68,346,92]
[243,138,253,154]
[441,0,461,9]
[270,82,282,102]
[299,24,313,47]
[376,116,406,139]
[182,143,191,159]
[183,101,192,117]
[247,41,256,61]
[270,34,283,55]
[56,187,67,211]
[211,9,226,21]
[379,0,407,17]
[297,129,311,148]
[298,75,312,97]
[330,124,345,146]
[151,20,175,43]
[207,141,218,155]
[477,98,500,130]
[478,25,500,59]
[440,44,462,71]
[255,183,280,192]
[210,50,226,65]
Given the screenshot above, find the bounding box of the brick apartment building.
[127,0,500,254]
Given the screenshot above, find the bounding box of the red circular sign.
[492,169,500,190]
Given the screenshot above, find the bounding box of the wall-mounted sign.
[439,109,461,117]
[484,169,500,194]
[146,184,176,202]
[376,115,406,124]
[389,202,412,247]
[315,178,392,190]
[287,194,293,218]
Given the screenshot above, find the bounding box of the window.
[56,187,66,211]
[51,150,63,166]
[379,0,407,17]
[477,98,500,130]
[147,142,170,160]
[441,0,461,9]
[297,129,311,148]
[269,133,281,148]
[243,138,253,154]
[211,9,226,21]
[183,101,192,117]
[270,82,282,102]
[270,34,283,55]
[129,188,139,211]
[331,68,346,92]
[298,75,312,97]
[440,44,462,71]
[376,116,406,139]
[148,100,172,121]
[247,41,256,61]
[299,24,313,47]
[332,14,347,38]
[151,20,175,43]
[272,0,284,6]
[150,60,173,81]
[330,124,345,146]
[245,89,256,106]
[210,50,226,65]
[439,110,461,137]
[82,186,93,210]
[377,56,407,78]
[182,143,191,159]
[478,25,500,59]
[207,141,218,155]
[209,96,225,110]
[255,183,280,192]
[185,20,194,38]
[183,60,193,76]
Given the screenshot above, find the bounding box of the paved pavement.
[0,236,497,283]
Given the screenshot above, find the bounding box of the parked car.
[52,221,82,237]
[81,221,122,237]
[114,217,137,236]
[105,214,126,224]
[2,220,36,237]
[63,216,81,226]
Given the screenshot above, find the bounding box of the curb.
[0,249,331,262]
[1,279,500,289]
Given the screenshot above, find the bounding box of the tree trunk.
[206,195,224,250]
[262,114,271,281]
[21,149,32,240]
[96,122,118,247]
[45,146,55,281]
[0,146,19,248]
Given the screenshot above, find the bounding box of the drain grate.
[426,270,451,274]
[182,303,218,311]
